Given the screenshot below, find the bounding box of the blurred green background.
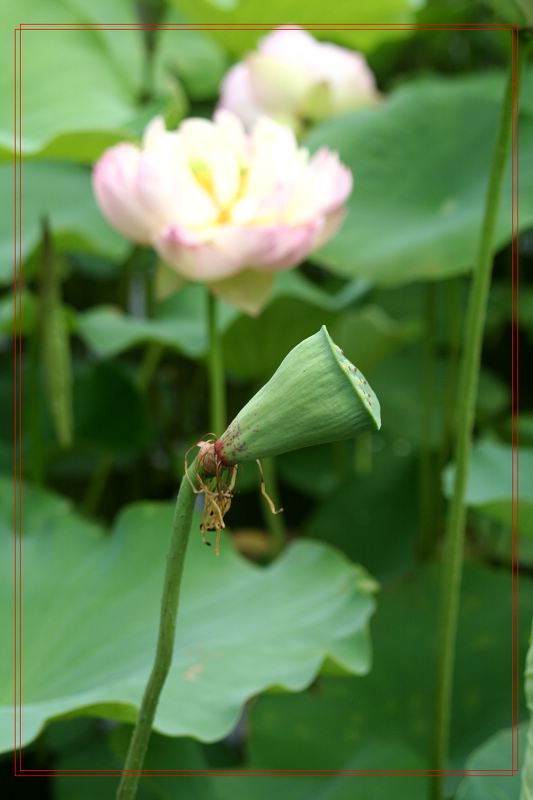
[2,1,533,798]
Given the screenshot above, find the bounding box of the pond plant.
[116,326,381,799]
[4,6,531,800]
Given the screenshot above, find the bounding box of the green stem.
[82,453,114,517]
[439,278,462,471]
[141,44,155,105]
[259,456,286,552]
[206,291,226,435]
[417,282,437,559]
[119,251,133,312]
[137,0,163,104]
[27,305,45,485]
[432,49,520,798]
[116,457,200,800]
[137,343,164,393]
[144,259,155,319]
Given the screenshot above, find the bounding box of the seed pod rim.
[319,324,381,432]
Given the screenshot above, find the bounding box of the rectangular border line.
[12,21,521,779]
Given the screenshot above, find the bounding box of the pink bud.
[219,26,380,130]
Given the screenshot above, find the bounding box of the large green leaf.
[1,0,145,161]
[75,283,238,360]
[63,0,144,92]
[523,622,533,800]
[247,562,532,770]
[75,272,367,365]
[305,72,533,285]
[1,161,127,285]
[456,725,526,800]
[155,10,228,101]
[0,480,377,754]
[171,0,424,55]
[443,440,533,536]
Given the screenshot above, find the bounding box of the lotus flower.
[92,111,352,315]
[219,26,380,133]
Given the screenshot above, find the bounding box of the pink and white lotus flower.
[93,110,352,314]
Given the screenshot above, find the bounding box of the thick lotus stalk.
[213,326,380,467]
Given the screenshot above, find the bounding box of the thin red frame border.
[12,21,521,779]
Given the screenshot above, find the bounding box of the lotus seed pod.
[216,326,381,465]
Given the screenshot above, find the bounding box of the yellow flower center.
[190,160,214,197]
[190,161,249,226]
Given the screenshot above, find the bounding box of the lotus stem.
[432,40,522,799]
[418,281,438,559]
[116,457,200,800]
[207,291,226,435]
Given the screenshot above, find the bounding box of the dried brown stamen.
[185,436,238,556]
[185,438,283,556]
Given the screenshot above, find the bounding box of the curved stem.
[207,291,226,435]
[432,45,521,798]
[116,457,200,800]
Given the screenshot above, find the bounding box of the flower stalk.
[116,457,200,800]
[418,281,438,559]
[207,291,226,435]
[432,42,522,799]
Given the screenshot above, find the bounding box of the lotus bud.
[219,26,381,132]
[215,326,380,466]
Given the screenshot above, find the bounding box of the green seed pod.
[217,326,381,465]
